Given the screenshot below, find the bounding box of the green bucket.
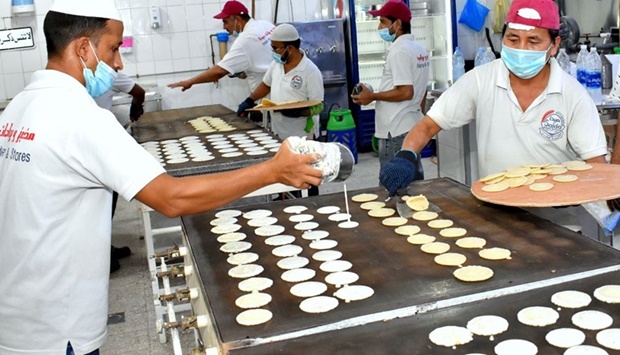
[327,109,358,163]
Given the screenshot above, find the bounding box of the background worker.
[95,71,146,273]
[237,23,324,197]
[351,0,430,171]
[168,1,274,95]
[0,1,322,353]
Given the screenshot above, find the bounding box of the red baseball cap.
[505,0,560,31]
[213,1,249,19]
[369,0,411,23]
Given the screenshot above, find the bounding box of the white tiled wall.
[0,0,322,110]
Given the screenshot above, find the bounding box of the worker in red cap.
[351,0,429,173]
[168,1,275,94]
[381,0,618,229]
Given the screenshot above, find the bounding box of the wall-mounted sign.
[0,27,34,51]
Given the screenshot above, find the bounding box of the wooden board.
[247,100,322,111]
[471,163,620,207]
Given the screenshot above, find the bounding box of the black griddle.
[133,104,280,176]
[181,178,620,353]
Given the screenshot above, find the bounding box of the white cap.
[271,23,299,42]
[48,0,122,21]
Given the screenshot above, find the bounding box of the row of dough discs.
[428,286,620,354]
[351,192,512,283]
[139,130,282,165]
[187,116,236,133]
[349,193,620,353]
[212,204,374,327]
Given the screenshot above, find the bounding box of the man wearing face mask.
[168,1,274,96]
[238,24,324,197]
[238,24,324,140]
[0,1,322,353]
[350,0,430,171]
[379,0,613,229]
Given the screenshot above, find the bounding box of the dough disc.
[453,265,493,282]
[571,310,613,330]
[517,306,559,327]
[466,315,509,336]
[236,309,272,326]
[550,290,592,309]
[420,242,450,254]
[290,281,328,298]
[596,328,620,350]
[299,296,339,313]
[333,285,374,303]
[545,328,585,348]
[456,237,486,249]
[434,253,467,267]
[593,285,620,304]
[494,339,537,355]
[428,326,473,347]
[238,277,273,292]
[478,247,512,260]
[235,292,272,309]
[407,234,436,245]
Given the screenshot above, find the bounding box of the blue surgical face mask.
[272,47,289,65]
[232,18,240,37]
[272,52,285,64]
[378,23,396,42]
[79,41,117,98]
[501,44,553,79]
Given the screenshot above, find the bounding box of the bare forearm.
[137,162,278,217]
[401,116,441,153]
[190,65,229,85]
[250,83,271,101]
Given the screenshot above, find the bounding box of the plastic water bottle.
[576,45,588,87]
[474,47,486,67]
[484,47,496,63]
[557,48,571,74]
[586,47,602,102]
[452,46,465,82]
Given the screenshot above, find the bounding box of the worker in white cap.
[237,23,324,141]
[237,23,324,197]
[0,1,322,354]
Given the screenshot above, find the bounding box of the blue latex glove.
[237,97,256,117]
[379,150,424,197]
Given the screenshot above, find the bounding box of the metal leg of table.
[139,203,183,344]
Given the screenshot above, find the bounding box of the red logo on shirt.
[0,123,36,143]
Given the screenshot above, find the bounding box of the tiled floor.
[104,152,619,354]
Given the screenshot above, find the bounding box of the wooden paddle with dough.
[471,164,620,207]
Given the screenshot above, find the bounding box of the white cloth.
[262,54,324,139]
[428,58,608,177]
[94,72,136,111]
[0,70,165,355]
[374,34,430,139]
[218,19,275,91]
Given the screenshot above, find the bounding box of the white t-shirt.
[218,19,275,91]
[375,34,430,139]
[93,72,136,111]
[428,58,608,177]
[263,54,324,139]
[0,70,165,355]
